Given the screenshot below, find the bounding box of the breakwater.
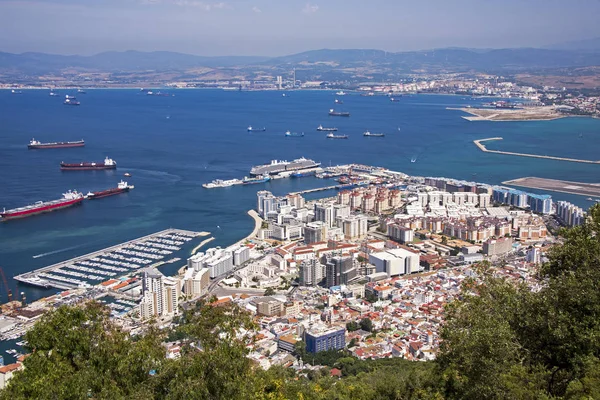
[474,137,600,164]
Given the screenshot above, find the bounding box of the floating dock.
[15,229,207,290]
[502,177,600,198]
[474,137,600,164]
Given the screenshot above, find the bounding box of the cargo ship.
[285,131,304,137]
[317,125,338,132]
[291,171,315,178]
[64,97,80,106]
[1,190,84,220]
[248,126,266,132]
[28,138,85,149]
[326,133,348,139]
[329,109,350,117]
[242,175,271,185]
[250,157,320,176]
[363,131,385,137]
[60,157,116,171]
[86,180,134,199]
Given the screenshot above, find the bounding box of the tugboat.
[363,131,385,137]
[326,133,348,139]
[317,125,338,132]
[247,126,266,132]
[285,131,304,137]
[328,109,350,117]
[86,180,134,199]
[60,157,116,171]
[28,138,85,149]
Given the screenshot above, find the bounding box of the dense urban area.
[1,159,599,398]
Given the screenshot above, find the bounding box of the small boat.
[390,97,400,102]
[64,98,80,105]
[326,133,348,139]
[361,92,375,97]
[247,126,266,132]
[11,89,22,94]
[282,93,287,97]
[49,90,59,97]
[124,173,132,177]
[285,131,304,137]
[363,131,385,137]
[336,91,346,96]
[411,157,417,163]
[77,89,86,94]
[317,125,338,132]
[587,197,593,201]
[334,99,343,104]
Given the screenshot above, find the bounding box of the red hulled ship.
[1,190,84,220]
[28,138,85,149]
[60,157,117,171]
[86,180,134,199]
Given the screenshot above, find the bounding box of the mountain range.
[1,38,600,77]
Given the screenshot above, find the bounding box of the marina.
[14,229,206,290]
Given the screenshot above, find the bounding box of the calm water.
[1,89,600,304]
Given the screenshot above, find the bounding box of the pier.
[474,137,600,164]
[15,228,207,290]
[502,177,600,198]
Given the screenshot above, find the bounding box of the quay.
[502,177,600,198]
[15,228,206,290]
[474,137,600,164]
[290,185,339,195]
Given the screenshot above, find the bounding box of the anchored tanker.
[328,109,350,117]
[28,138,85,149]
[1,190,84,221]
[250,157,320,176]
[60,157,117,171]
[86,180,134,199]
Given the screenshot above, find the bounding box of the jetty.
[474,137,600,165]
[15,228,206,290]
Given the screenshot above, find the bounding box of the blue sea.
[1,89,600,306]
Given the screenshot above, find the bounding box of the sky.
[0,0,599,56]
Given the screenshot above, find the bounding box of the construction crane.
[0,268,12,302]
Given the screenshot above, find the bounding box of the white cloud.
[252,6,261,13]
[302,3,319,14]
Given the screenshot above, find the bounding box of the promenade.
[474,137,600,164]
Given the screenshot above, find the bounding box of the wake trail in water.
[32,240,102,259]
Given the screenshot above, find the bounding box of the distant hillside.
[2,46,600,78]
[545,37,600,51]
[266,47,600,71]
[0,50,269,74]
